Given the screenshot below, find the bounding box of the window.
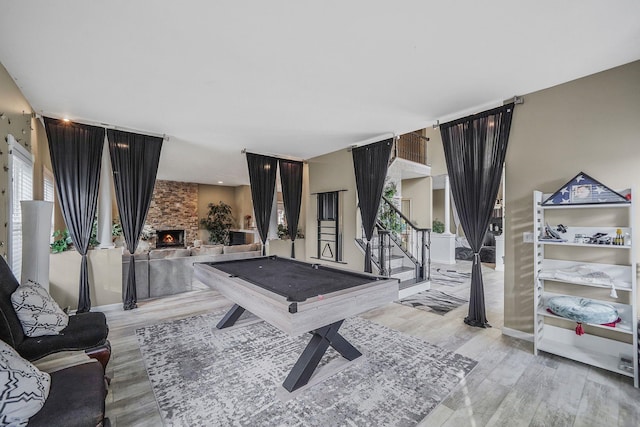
[277,201,286,226]
[43,168,55,243]
[8,134,34,280]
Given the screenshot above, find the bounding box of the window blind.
[43,168,55,243]
[8,135,34,281]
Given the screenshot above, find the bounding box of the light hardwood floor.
[35,262,640,426]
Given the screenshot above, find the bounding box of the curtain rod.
[241,148,307,163]
[35,113,168,141]
[431,95,524,129]
[347,133,397,151]
[310,189,348,195]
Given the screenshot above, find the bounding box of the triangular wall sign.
[542,172,631,206]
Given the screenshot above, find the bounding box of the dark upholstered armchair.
[0,256,111,372]
[28,361,111,427]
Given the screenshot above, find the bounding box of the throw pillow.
[223,243,255,254]
[149,249,171,259]
[167,249,191,258]
[11,280,69,337]
[204,246,223,255]
[0,339,51,426]
[546,295,619,324]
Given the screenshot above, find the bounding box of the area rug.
[136,310,476,426]
[397,290,468,315]
[429,267,471,287]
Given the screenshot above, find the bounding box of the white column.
[495,164,506,271]
[444,175,452,235]
[98,136,114,249]
[268,186,278,240]
[21,201,53,289]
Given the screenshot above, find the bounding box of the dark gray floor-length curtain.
[246,153,278,255]
[107,129,163,310]
[352,139,393,273]
[440,103,514,328]
[278,159,303,258]
[44,117,105,313]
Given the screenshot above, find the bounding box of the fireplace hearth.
[155,229,185,248]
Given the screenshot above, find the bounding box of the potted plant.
[50,229,72,253]
[277,224,304,240]
[432,218,445,233]
[51,218,100,253]
[112,220,124,247]
[378,181,403,236]
[200,201,235,244]
[244,214,253,229]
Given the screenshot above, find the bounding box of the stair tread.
[391,266,414,274]
[399,278,430,290]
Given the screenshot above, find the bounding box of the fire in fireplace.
[155,229,185,248]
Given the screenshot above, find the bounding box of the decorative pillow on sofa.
[223,243,259,254]
[0,339,51,426]
[149,248,191,259]
[149,249,171,259]
[167,249,192,258]
[210,246,224,255]
[11,280,69,337]
[190,246,224,256]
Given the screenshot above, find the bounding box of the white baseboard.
[501,327,534,342]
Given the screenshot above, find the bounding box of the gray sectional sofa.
[122,243,262,299]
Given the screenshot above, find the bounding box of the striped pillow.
[11,280,69,337]
[0,339,51,426]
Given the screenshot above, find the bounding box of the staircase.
[389,254,414,282]
[357,196,431,298]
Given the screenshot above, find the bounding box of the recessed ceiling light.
[218,181,223,184]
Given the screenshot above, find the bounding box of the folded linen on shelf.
[538,264,622,298]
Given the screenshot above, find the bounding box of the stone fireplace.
[155,229,186,248]
[146,180,199,246]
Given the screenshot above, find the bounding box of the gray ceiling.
[1,1,639,185]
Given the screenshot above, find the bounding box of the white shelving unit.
[533,190,638,387]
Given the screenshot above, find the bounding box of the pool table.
[193,256,399,392]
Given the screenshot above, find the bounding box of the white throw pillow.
[0,339,51,426]
[11,280,69,337]
[223,243,255,254]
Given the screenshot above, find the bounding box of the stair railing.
[390,132,429,166]
[377,196,431,281]
[356,225,392,276]
[377,229,391,276]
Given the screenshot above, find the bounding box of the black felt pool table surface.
[202,256,380,302]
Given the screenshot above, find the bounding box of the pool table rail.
[193,261,399,337]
